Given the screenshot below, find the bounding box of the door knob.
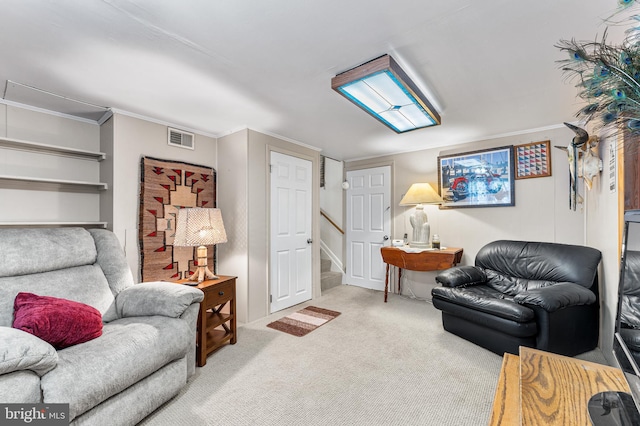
[383,235,389,241]
[307,238,313,244]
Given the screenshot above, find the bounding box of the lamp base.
[409,205,430,249]
[184,245,220,283]
[187,266,219,283]
[409,241,430,248]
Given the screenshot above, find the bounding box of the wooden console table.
[489,347,630,425]
[380,246,463,302]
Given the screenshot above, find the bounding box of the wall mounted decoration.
[514,140,551,180]
[139,156,216,282]
[437,146,514,209]
[556,9,640,146]
[554,123,603,210]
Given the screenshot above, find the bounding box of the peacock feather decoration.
[556,0,640,139]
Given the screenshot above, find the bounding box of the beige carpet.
[140,284,607,426]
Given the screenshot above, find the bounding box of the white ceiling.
[0,1,632,160]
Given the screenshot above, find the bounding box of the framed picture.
[438,145,515,208]
[514,140,551,179]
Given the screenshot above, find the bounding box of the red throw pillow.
[13,292,103,349]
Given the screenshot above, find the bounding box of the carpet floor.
[140,284,607,426]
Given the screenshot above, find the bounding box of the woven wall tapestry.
[139,156,216,282]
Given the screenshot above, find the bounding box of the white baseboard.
[320,240,344,273]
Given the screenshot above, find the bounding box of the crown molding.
[346,123,568,162]
[109,107,219,138]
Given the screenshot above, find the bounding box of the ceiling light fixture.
[331,54,441,133]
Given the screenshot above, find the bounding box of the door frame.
[267,145,321,314]
[343,161,394,288]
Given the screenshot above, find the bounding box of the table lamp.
[399,183,442,248]
[174,207,227,282]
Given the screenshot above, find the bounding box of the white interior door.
[270,151,313,313]
[345,166,391,291]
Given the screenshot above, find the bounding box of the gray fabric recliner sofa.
[0,227,204,425]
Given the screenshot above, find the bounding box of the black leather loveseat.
[431,240,602,356]
[619,250,640,366]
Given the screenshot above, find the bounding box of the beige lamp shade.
[174,208,227,247]
[399,183,442,206]
[174,207,227,282]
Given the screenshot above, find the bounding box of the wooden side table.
[178,275,237,367]
[380,246,463,302]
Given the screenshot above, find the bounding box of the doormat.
[139,156,216,282]
[267,306,341,337]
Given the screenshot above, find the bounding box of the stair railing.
[320,209,344,235]
[320,209,345,272]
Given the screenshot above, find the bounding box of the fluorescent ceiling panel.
[331,55,440,133]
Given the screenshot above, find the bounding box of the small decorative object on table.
[431,234,440,249]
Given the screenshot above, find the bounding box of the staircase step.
[321,258,332,273]
[321,270,342,291]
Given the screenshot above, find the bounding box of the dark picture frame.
[438,145,515,208]
[514,140,552,179]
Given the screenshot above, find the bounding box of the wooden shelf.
[0,136,106,161]
[0,174,108,191]
[205,328,233,353]
[205,311,233,329]
[0,222,107,229]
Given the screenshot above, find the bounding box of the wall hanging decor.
[556,2,640,147]
[554,123,603,211]
[139,156,216,282]
[437,145,515,209]
[514,140,551,180]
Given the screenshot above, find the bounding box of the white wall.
[346,125,625,355]
[247,130,321,322]
[217,129,321,324]
[217,129,250,323]
[586,135,621,361]
[2,104,98,151]
[319,157,344,271]
[106,113,217,280]
[4,100,621,342]
[347,126,586,299]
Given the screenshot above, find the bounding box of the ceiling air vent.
[168,128,194,150]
